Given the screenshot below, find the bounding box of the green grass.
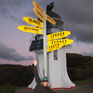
[0,84,15,93]
[74,79,93,84]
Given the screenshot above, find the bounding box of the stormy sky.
[0,0,93,66]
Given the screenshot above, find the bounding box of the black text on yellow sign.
[33,8,44,22]
[17,25,43,34]
[33,1,44,15]
[33,1,56,25]
[48,31,71,40]
[47,39,73,52]
[47,42,64,52]
[46,14,56,25]
[23,17,43,29]
[48,39,74,46]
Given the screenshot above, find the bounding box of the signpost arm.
[43,11,47,77]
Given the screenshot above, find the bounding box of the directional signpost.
[47,31,71,40]
[47,42,64,52]
[17,25,43,34]
[47,39,73,52]
[48,39,73,46]
[33,1,44,16]
[17,0,73,78]
[33,1,48,77]
[23,17,43,28]
[43,11,47,77]
[46,14,56,25]
[33,8,44,22]
[33,1,56,25]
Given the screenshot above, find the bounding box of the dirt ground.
[16,84,93,93]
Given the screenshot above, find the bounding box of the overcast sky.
[0,0,93,66]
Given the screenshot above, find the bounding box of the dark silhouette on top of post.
[47,2,54,12]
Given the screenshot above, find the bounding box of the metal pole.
[43,11,47,77]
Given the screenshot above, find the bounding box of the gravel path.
[16,84,93,93]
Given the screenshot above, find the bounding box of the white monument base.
[28,47,76,90]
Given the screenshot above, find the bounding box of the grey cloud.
[0,0,30,8]
[0,0,32,21]
[0,42,34,62]
[25,10,36,18]
[0,8,18,22]
[0,0,93,43]
[82,51,93,57]
[40,0,93,43]
[0,8,9,16]
[47,0,93,43]
[66,22,93,43]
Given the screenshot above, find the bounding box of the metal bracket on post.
[43,11,47,77]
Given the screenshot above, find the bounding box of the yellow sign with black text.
[33,1,44,16]
[47,42,64,52]
[33,8,44,22]
[48,31,71,40]
[17,25,43,34]
[23,17,43,28]
[47,39,73,52]
[33,1,56,25]
[48,39,73,46]
[46,14,56,25]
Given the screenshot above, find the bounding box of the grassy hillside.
[67,53,93,82]
[0,53,93,86]
[0,64,34,86]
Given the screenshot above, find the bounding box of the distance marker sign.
[47,39,73,52]
[48,31,71,41]
[33,1,56,25]
[48,39,74,46]
[46,14,56,25]
[33,1,44,16]
[33,8,44,22]
[18,25,43,34]
[47,42,64,52]
[23,17,43,28]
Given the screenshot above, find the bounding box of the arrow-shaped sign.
[33,1,44,16]
[17,25,43,34]
[33,8,44,22]
[48,39,74,46]
[23,17,43,29]
[46,14,56,25]
[48,31,71,41]
[47,42,64,52]
[47,39,73,52]
[33,1,56,25]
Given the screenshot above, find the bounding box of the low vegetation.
[0,84,15,93]
[0,53,93,87]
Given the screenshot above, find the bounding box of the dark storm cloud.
[0,0,30,8]
[0,42,34,62]
[55,0,93,43]
[0,0,93,43]
[40,0,93,43]
[0,0,32,21]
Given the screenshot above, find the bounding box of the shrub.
[0,84,15,93]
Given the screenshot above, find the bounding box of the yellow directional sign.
[47,42,64,52]
[33,1,44,16]
[46,14,56,25]
[17,25,43,34]
[23,17,43,28]
[33,8,44,22]
[48,39,74,46]
[48,31,71,41]
[33,1,56,25]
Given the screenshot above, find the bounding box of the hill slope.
[0,53,93,86]
[67,53,93,81]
